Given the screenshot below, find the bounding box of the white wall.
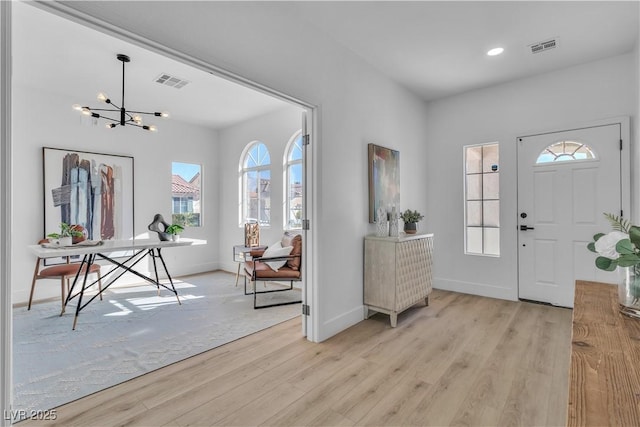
[11,84,220,303]
[217,105,303,273]
[424,52,638,301]
[55,2,431,340]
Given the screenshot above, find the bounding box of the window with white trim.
[240,141,271,226]
[284,131,303,230]
[171,162,201,227]
[464,143,500,256]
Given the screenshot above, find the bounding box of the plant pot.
[404,222,418,234]
[172,234,180,242]
[50,236,72,247]
[618,266,640,318]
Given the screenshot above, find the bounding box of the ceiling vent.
[154,73,190,89]
[529,38,558,54]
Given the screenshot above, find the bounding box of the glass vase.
[389,206,399,237]
[618,265,640,319]
[375,204,388,237]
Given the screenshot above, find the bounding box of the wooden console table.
[569,280,640,426]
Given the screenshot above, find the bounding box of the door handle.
[520,225,535,231]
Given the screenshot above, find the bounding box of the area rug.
[12,271,301,414]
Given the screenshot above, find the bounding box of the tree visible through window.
[285,131,303,229]
[464,143,499,256]
[240,141,271,226]
[171,162,201,227]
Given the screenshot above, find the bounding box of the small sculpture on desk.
[148,214,171,241]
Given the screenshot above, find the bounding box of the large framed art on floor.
[42,147,134,261]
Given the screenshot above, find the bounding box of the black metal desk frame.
[63,247,181,329]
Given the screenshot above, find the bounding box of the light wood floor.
[22,290,573,426]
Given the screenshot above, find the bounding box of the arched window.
[536,141,596,164]
[240,141,271,226]
[284,131,303,229]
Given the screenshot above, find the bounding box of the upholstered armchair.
[244,232,302,309]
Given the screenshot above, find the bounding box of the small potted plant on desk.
[47,222,85,246]
[400,209,424,235]
[166,224,185,242]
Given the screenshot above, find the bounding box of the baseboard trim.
[434,277,517,301]
[317,305,364,342]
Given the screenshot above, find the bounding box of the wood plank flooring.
[21,290,573,426]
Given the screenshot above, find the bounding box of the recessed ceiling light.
[487,47,504,56]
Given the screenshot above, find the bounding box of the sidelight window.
[464,143,500,256]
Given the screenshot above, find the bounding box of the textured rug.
[12,271,301,413]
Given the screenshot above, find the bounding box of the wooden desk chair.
[29,239,103,311]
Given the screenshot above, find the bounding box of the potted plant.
[47,222,84,246]
[588,213,640,318]
[166,224,185,242]
[400,209,424,234]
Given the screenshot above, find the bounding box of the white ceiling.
[13,1,640,129]
[289,1,639,100]
[12,1,293,130]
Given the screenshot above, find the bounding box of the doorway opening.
[8,0,316,418]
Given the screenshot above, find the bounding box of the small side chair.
[29,239,103,311]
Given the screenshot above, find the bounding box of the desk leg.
[155,248,181,305]
[149,248,161,296]
[73,253,95,330]
[62,254,88,316]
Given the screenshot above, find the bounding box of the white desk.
[29,238,205,329]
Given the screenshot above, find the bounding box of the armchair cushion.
[244,260,301,279]
[282,232,302,270]
[261,242,293,271]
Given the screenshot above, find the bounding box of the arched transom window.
[240,141,271,226]
[536,141,596,164]
[284,131,303,229]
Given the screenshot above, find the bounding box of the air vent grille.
[155,73,190,89]
[529,38,558,54]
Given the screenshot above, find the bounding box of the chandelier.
[73,54,169,131]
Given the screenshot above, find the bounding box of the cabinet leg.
[390,313,397,328]
[425,295,430,306]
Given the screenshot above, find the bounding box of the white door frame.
[516,116,632,301]
[1,1,12,424]
[1,2,320,421]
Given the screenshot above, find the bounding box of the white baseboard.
[317,305,364,342]
[433,277,518,301]
[167,262,220,278]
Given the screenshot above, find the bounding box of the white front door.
[517,124,622,307]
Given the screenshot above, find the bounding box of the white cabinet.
[364,233,433,327]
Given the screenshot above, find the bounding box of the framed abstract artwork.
[368,143,400,223]
[43,147,134,262]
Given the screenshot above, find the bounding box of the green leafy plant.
[399,209,424,224]
[47,222,84,239]
[166,224,185,235]
[588,213,640,271]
